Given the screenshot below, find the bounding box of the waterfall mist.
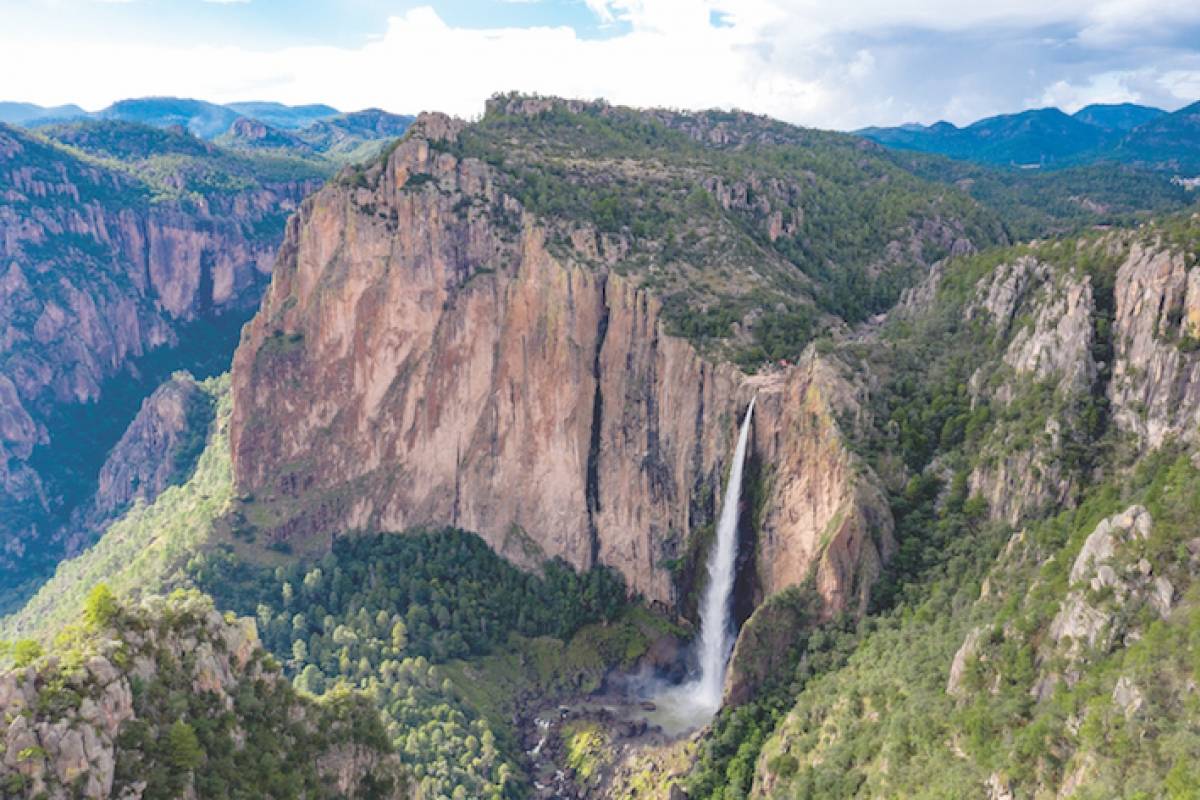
[648,396,756,732]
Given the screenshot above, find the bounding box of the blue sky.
[2,0,1199,129]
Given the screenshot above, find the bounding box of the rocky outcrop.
[223,116,314,153]
[1109,232,1200,447]
[231,113,893,619]
[1048,506,1171,655]
[0,122,316,581]
[93,375,212,517]
[946,626,987,698]
[0,590,406,799]
[965,256,1097,525]
[722,587,814,705]
[56,374,214,554]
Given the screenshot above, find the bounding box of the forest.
[188,529,631,799]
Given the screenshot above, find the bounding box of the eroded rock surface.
[0,591,406,799]
[0,123,317,578]
[231,113,894,619]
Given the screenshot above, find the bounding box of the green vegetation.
[438,96,1007,365]
[421,96,1192,369]
[563,721,611,788]
[751,451,1200,799]
[191,529,627,663]
[37,119,329,202]
[0,116,300,609]
[2,589,405,799]
[0,375,234,639]
[82,583,121,629]
[188,529,636,799]
[680,216,1200,799]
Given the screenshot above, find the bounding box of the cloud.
[1,1,1197,129]
[1039,71,1152,112]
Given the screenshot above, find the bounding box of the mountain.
[97,96,242,139]
[228,98,1027,621]
[0,121,326,611]
[1073,101,1166,131]
[720,215,1200,800]
[1118,100,1200,170]
[859,101,1200,172]
[215,110,414,163]
[5,94,1200,799]
[859,107,1116,167]
[216,116,318,154]
[0,101,87,126]
[294,108,416,161]
[223,100,341,129]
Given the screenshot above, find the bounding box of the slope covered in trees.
[187,530,663,799]
[656,212,1200,799]
[0,588,406,799]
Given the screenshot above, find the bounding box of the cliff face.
[231,115,893,617]
[0,123,317,581]
[964,256,1098,525]
[1109,233,1200,447]
[53,374,215,555]
[951,221,1200,529]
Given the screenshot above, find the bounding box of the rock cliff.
[55,373,215,555]
[0,122,318,589]
[231,113,894,620]
[954,219,1200,528]
[1109,228,1200,447]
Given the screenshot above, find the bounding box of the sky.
[1,0,1199,130]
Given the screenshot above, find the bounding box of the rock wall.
[55,374,215,555]
[231,114,893,616]
[966,256,1097,525]
[0,123,317,576]
[1109,233,1200,447]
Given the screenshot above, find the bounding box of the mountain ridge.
[3,92,1200,800]
[859,100,1200,171]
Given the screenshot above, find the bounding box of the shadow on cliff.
[2,307,255,615]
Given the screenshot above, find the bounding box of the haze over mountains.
[8,94,1200,175]
[0,96,413,156]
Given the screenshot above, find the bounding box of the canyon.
[0,120,319,604]
[230,112,896,635]
[4,91,1200,800]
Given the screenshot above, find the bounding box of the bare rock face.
[0,123,317,578]
[1109,235,1200,447]
[54,374,214,554]
[93,375,211,516]
[1048,506,1170,655]
[966,256,1097,525]
[231,115,893,618]
[947,626,987,697]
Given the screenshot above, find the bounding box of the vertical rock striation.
[231,114,894,619]
[0,122,318,578]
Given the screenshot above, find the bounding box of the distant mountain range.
[0,96,413,154]
[859,101,1200,172]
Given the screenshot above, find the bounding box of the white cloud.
[1038,72,1147,112]
[1,1,1197,129]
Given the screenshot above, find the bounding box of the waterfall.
[644,396,757,732]
[692,395,756,713]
